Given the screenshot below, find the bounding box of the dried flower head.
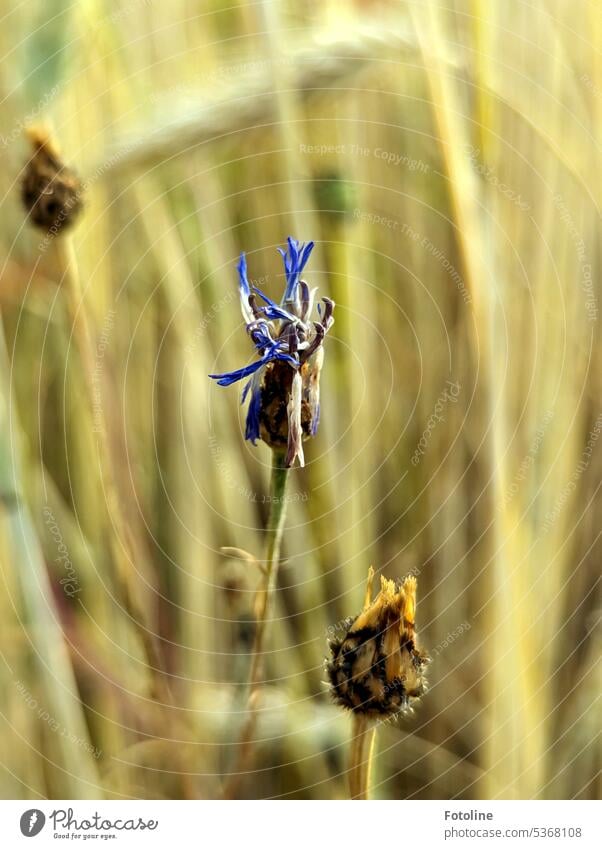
[327,567,430,718]
[21,126,83,234]
[209,237,334,467]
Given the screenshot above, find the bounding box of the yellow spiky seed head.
[326,567,430,718]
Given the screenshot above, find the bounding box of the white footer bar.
[0,800,598,848]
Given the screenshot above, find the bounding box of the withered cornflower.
[21,126,83,233]
[209,237,335,467]
[327,568,430,719]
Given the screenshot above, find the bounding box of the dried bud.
[21,127,83,234]
[327,568,430,718]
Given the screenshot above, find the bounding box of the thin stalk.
[349,714,376,800]
[223,449,289,798]
[54,234,171,706]
[0,320,101,797]
[248,450,289,688]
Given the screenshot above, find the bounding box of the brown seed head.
[21,126,83,234]
[327,567,430,718]
[259,353,322,451]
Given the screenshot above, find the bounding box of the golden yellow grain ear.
[363,565,375,610]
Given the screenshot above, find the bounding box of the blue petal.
[299,240,315,273]
[248,322,274,351]
[280,237,315,302]
[209,358,267,386]
[263,341,299,368]
[274,353,298,367]
[237,252,250,298]
[241,378,252,403]
[245,379,262,444]
[209,344,298,387]
[253,286,297,322]
[260,305,294,321]
[277,247,291,279]
[287,237,299,278]
[310,401,320,436]
[237,252,255,322]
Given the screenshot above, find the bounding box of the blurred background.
[0,0,600,800]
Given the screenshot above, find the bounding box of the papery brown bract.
[259,351,323,451]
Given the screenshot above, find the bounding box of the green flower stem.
[223,449,289,798]
[54,235,172,706]
[248,449,289,689]
[349,714,377,800]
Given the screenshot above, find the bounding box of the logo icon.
[20,810,46,837]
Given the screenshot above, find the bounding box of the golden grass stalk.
[52,232,172,706]
[48,173,207,799]
[409,0,511,795]
[0,320,101,797]
[348,714,376,800]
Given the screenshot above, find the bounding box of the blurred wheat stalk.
[0,0,599,800]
